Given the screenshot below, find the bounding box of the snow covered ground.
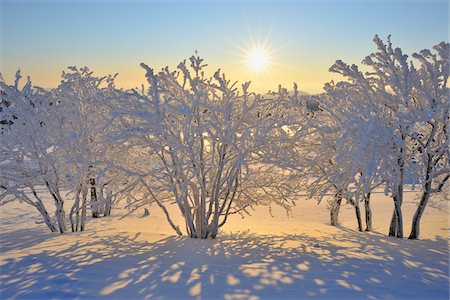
[0,191,448,299]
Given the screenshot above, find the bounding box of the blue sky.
[1,0,448,93]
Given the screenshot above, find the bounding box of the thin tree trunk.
[55,201,66,234]
[394,195,403,238]
[70,186,81,232]
[36,202,58,232]
[388,209,397,236]
[207,144,226,239]
[80,187,88,231]
[364,192,372,231]
[30,188,57,232]
[156,199,182,236]
[90,178,99,218]
[388,139,405,238]
[104,190,112,216]
[354,205,363,232]
[389,179,404,237]
[141,179,182,236]
[408,191,431,240]
[208,200,222,239]
[409,157,433,240]
[330,193,342,226]
[45,181,67,233]
[75,201,80,231]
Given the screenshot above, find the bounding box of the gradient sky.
[1,0,448,93]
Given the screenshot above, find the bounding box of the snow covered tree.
[53,67,122,230]
[0,71,68,233]
[312,35,448,238]
[407,42,449,239]
[2,36,446,241]
[49,66,133,231]
[0,68,126,233]
[316,35,419,238]
[359,35,420,238]
[301,90,382,232]
[105,55,303,238]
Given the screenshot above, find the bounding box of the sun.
[247,48,269,72]
[225,29,282,83]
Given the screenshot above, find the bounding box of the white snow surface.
[0,191,448,299]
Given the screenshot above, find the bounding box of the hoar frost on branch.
[0,71,68,233]
[104,55,306,238]
[0,68,126,233]
[0,35,447,241]
[302,35,449,239]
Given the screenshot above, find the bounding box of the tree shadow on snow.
[0,227,56,253]
[0,228,448,299]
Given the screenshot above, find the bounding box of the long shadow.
[0,227,57,253]
[0,228,448,299]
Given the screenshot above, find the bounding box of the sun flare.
[247,48,269,72]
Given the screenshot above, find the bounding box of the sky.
[1,0,448,94]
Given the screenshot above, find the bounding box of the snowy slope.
[0,191,448,299]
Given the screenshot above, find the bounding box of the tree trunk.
[90,178,99,218]
[80,187,88,231]
[388,209,397,236]
[75,201,80,231]
[45,181,67,233]
[364,193,372,231]
[354,205,363,232]
[70,187,81,232]
[155,198,182,236]
[208,214,220,239]
[55,201,66,234]
[389,183,404,238]
[388,141,405,238]
[36,202,57,232]
[31,188,57,232]
[389,201,403,238]
[330,193,342,226]
[408,191,431,240]
[394,195,403,238]
[408,155,434,240]
[104,190,112,217]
